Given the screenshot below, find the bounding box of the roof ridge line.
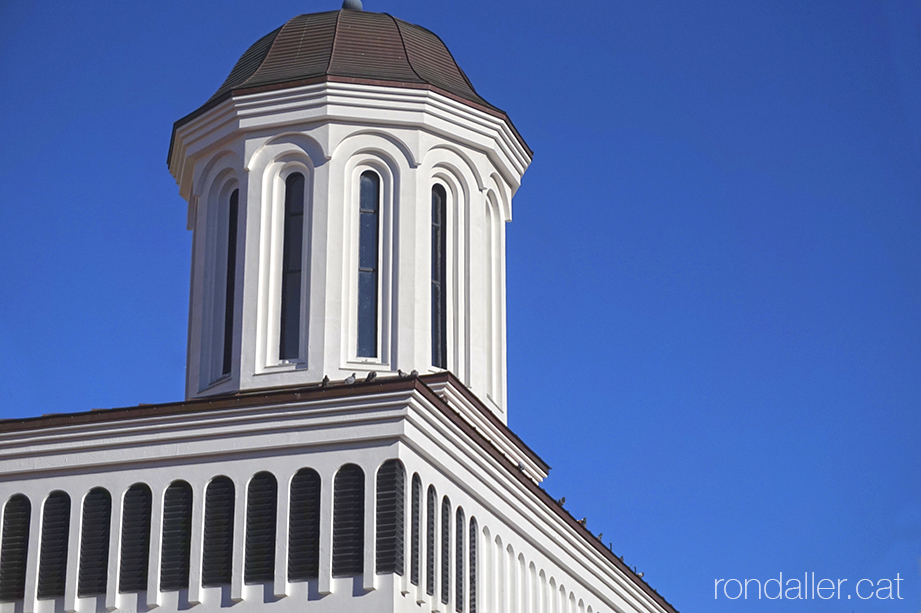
[237,20,290,91]
[327,9,344,76]
[390,14,426,85]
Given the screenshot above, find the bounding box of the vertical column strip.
[104,493,122,611]
[317,474,333,596]
[274,474,290,598]
[187,484,203,605]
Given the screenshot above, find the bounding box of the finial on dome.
[342,0,363,9]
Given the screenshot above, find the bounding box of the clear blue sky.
[1,1,919,611]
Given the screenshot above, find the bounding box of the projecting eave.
[167,80,532,203]
[0,373,677,613]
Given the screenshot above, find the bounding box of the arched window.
[280,173,305,360]
[469,517,478,613]
[37,491,70,599]
[288,468,320,580]
[119,484,151,593]
[455,508,464,611]
[78,488,111,596]
[431,184,447,368]
[160,481,192,591]
[221,188,239,376]
[375,460,404,575]
[410,474,421,586]
[202,477,234,587]
[332,464,364,576]
[245,472,277,583]
[425,486,436,596]
[0,495,30,602]
[441,496,450,605]
[357,170,380,358]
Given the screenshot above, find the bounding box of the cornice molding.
[169,82,531,201]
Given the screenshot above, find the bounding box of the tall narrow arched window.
[440,496,450,605]
[288,468,320,581]
[160,481,192,591]
[119,484,151,593]
[78,488,111,596]
[431,184,447,368]
[375,460,404,575]
[280,173,305,360]
[221,188,239,376]
[202,477,234,587]
[245,472,277,583]
[332,464,364,576]
[357,170,380,358]
[455,508,464,611]
[469,517,478,613]
[410,474,421,586]
[37,491,70,599]
[425,486,436,596]
[0,495,30,602]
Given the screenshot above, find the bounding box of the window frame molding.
[342,156,396,369]
[199,170,243,389]
[256,156,314,373]
[484,189,506,412]
[429,174,463,374]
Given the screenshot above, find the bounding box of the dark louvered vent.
[160,481,192,591]
[410,475,421,586]
[375,460,404,575]
[244,472,277,584]
[332,464,364,576]
[119,484,151,593]
[440,497,450,605]
[455,508,464,612]
[425,486,436,596]
[78,488,111,596]
[469,517,477,613]
[202,477,234,587]
[0,495,31,602]
[37,492,70,600]
[288,469,320,581]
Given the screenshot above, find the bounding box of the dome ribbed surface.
[169,10,531,163]
[190,10,495,120]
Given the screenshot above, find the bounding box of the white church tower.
[0,5,678,613]
[169,5,526,420]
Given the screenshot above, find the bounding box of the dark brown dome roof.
[174,9,519,131]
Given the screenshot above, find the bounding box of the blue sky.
[1,1,919,611]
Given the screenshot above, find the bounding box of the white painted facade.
[0,376,674,613]
[0,9,678,613]
[169,82,527,420]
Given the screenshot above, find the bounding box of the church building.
[0,4,677,613]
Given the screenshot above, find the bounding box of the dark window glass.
[37,491,70,599]
[0,495,31,602]
[78,488,111,596]
[288,468,320,580]
[441,497,450,605]
[245,472,277,584]
[441,496,451,604]
[455,508,465,611]
[332,464,364,576]
[431,184,447,368]
[375,460,404,575]
[202,477,234,587]
[160,481,192,591]
[357,171,380,358]
[222,189,239,375]
[410,475,421,586]
[469,517,477,613]
[425,486,436,596]
[280,174,305,360]
[119,484,151,593]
